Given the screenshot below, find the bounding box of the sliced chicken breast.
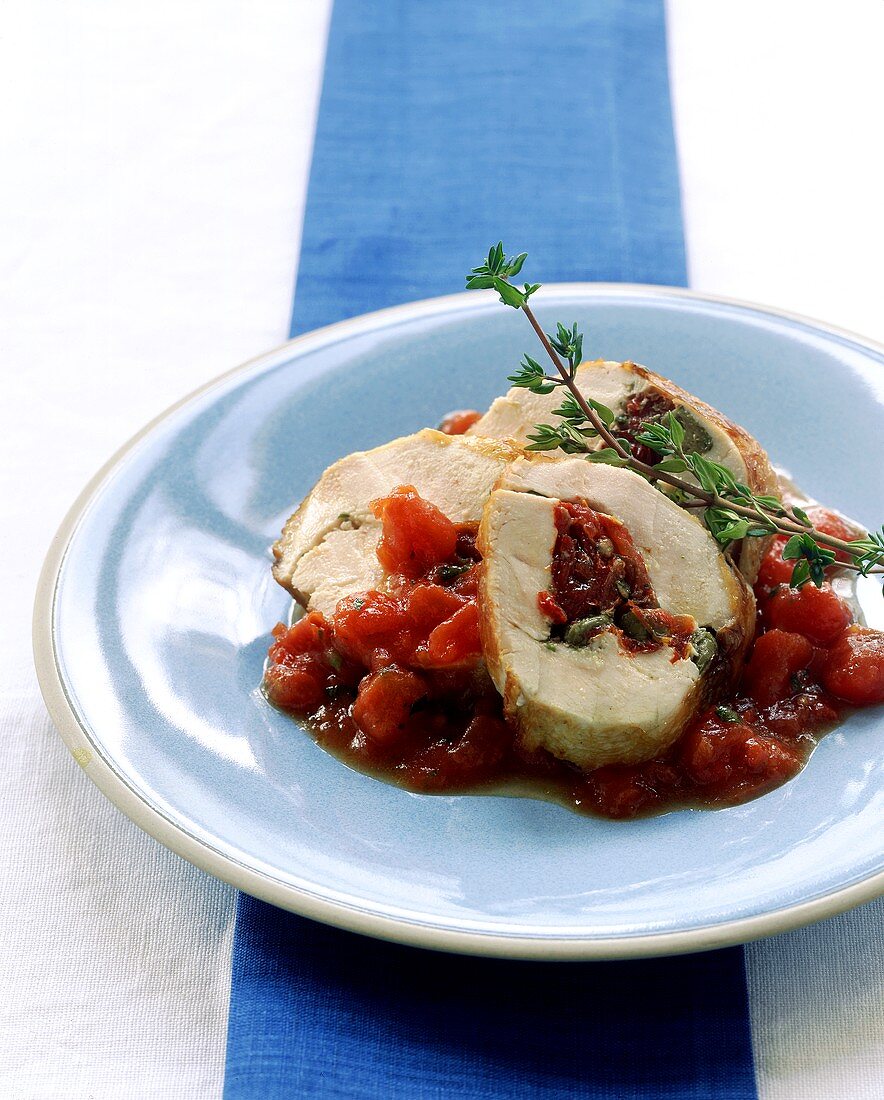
[479,457,755,769]
[272,429,519,616]
[470,359,630,445]
[470,359,777,582]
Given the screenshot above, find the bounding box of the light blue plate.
[34,287,884,958]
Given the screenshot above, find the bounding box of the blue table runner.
[225,3,757,1096]
[228,904,755,1098]
[289,0,686,337]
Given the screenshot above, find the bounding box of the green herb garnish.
[465,244,884,589]
[437,563,470,583]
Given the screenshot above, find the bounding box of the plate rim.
[33,282,884,960]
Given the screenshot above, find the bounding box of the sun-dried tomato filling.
[616,389,677,464]
[538,500,695,657]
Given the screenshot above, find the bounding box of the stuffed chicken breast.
[470,359,777,582]
[478,457,755,769]
[273,429,519,616]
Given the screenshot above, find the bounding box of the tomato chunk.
[757,508,861,588]
[332,591,410,668]
[680,712,801,794]
[332,583,475,671]
[269,612,328,659]
[763,583,852,646]
[264,613,355,711]
[419,602,481,667]
[438,409,481,435]
[757,536,794,588]
[372,485,458,577]
[405,583,466,632]
[761,692,840,740]
[744,630,814,707]
[820,629,884,705]
[264,658,328,711]
[352,667,427,743]
[580,763,680,820]
[803,507,859,563]
[406,714,511,789]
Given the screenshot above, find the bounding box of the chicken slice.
[479,457,755,769]
[470,359,777,582]
[272,429,519,616]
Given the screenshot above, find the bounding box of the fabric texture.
[0,2,334,1095]
[289,0,686,338]
[225,2,756,1097]
[227,900,755,1099]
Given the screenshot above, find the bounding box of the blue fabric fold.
[225,2,757,1096]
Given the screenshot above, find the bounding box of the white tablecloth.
[1,2,882,1096]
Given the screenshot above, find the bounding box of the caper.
[597,537,614,559]
[617,609,651,642]
[644,612,671,638]
[563,614,613,647]
[690,628,718,673]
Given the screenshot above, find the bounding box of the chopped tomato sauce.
[437,409,482,435]
[819,629,884,705]
[757,507,862,587]
[265,487,502,791]
[372,484,458,577]
[576,689,839,820]
[264,485,883,819]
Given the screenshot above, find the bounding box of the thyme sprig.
[466,243,541,308]
[466,244,884,588]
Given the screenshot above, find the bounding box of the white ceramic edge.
[32,284,884,961]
